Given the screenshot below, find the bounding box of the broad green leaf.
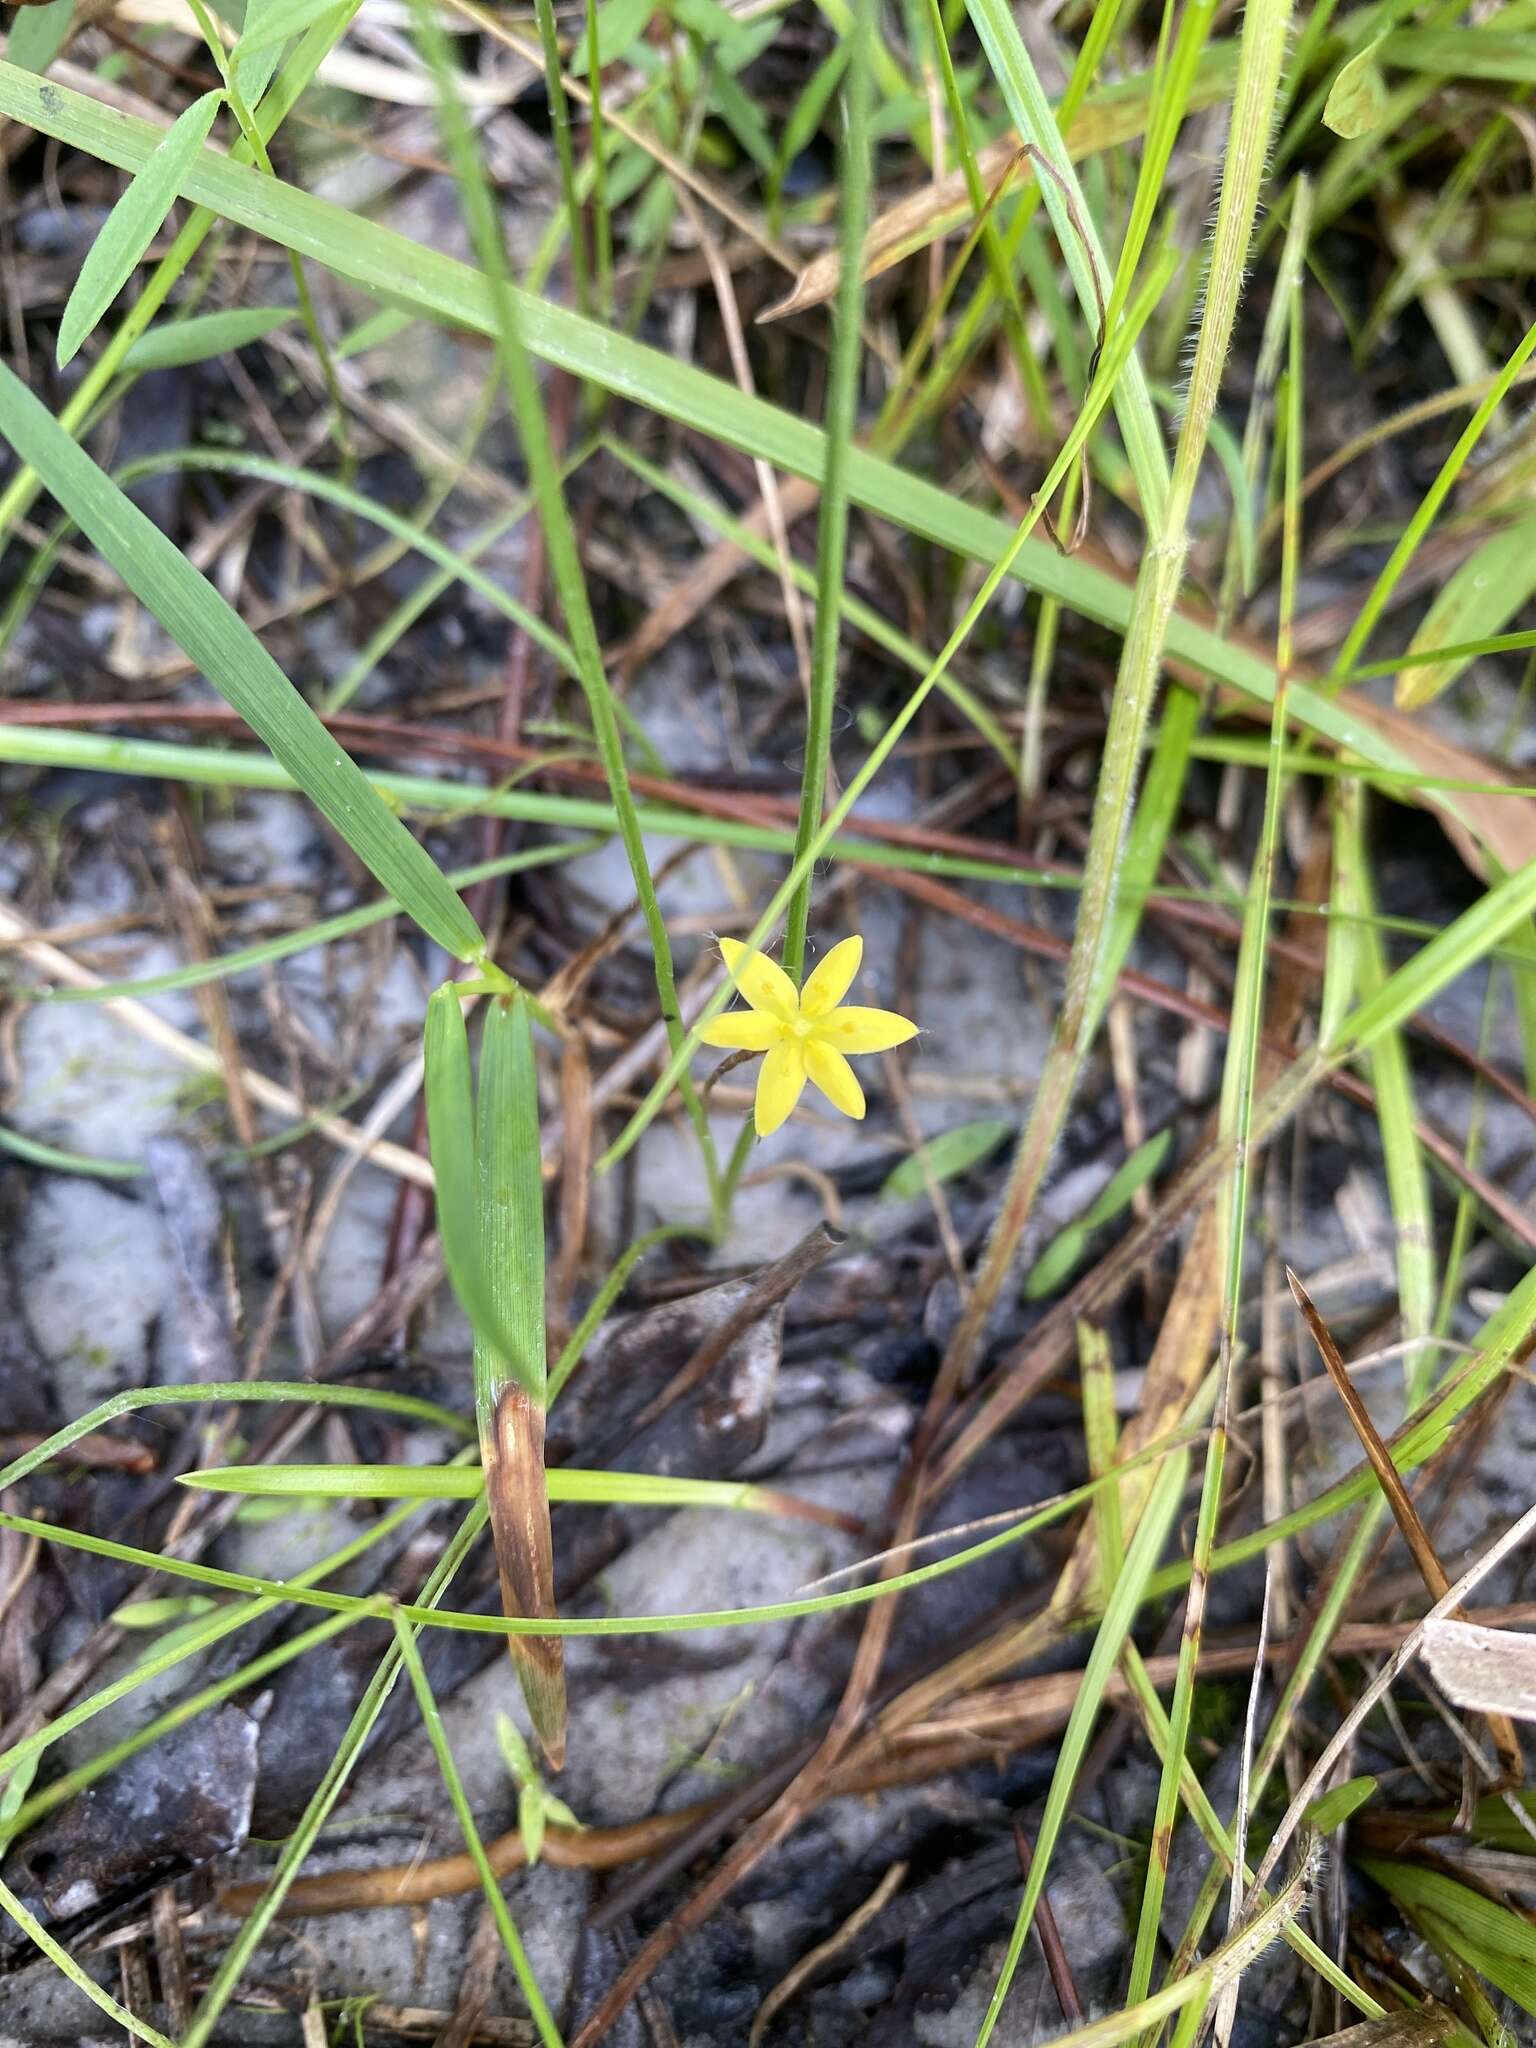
[423,988,528,1381]
[1398,514,1536,709]
[0,362,485,963]
[1023,1128,1173,1299]
[881,1119,1012,1200]
[123,305,294,371]
[7,0,75,75]
[1323,34,1390,137]
[569,0,657,73]
[58,91,224,369]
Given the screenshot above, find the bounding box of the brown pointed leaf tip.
[487,1386,567,1771]
[1288,1267,1525,1782]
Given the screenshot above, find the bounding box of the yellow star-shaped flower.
[699,935,918,1138]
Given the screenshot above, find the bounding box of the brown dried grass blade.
[1287,1267,1523,1782]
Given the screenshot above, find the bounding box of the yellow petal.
[800,935,863,1019]
[719,937,797,1021]
[816,1006,918,1054]
[805,1040,865,1120]
[754,1040,805,1137]
[697,1012,783,1052]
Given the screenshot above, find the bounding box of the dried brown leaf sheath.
[487,1384,566,1771]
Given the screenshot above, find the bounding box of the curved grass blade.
[122,305,294,371]
[975,1447,1189,2043]
[0,362,485,963]
[0,1877,173,2047]
[0,1428,1202,1641]
[36,839,599,1007]
[390,1614,563,2044]
[176,1508,488,2048]
[57,89,224,368]
[0,48,1524,872]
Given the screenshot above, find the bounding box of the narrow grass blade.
[57,90,224,367]
[416,10,720,1216]
[1330,850,1536,1059]
[782,0,872,982]
[424,987,533,1384]
[0,1503,426,1810]
[0,47,1520,876]
[0,1380,470,1497]
[975,1447,1189,2044]
[390,1614,564,2044]
[547,1222,711,1402]
[0,363,485,962]
[122,305,294,370]
[177,1508,487,2048]
[37,841,596,1007]
[236,0,350,58]
[0,68,1389,748]
[181,1463,845,1516]
[476,994,565,1768]
[1289,1269,1524,1780]
[1333,309,1536,682]
[0,1877,174,2047]
[1397,514,1536,709]
[941,0,1293,1430]
[0,1430,1202,1641]
[963,0,1169,521]
[1023,1129,1172,1299]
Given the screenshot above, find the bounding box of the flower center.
[789,1012,814,1041]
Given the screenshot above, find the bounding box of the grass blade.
[7,0,76,75]
[476,994,565,1768]
[974,1446,1189,2044]
[0,362,485,963]
[390,1614,564,2044]
[122,305,294,370]
[423,987,533,1385]
[962,0,1169,520]
[57,89,224,368]
[0,48,1523,879]
[781,0,872,982]
[416,9,721,1220]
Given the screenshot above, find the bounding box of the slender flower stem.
[781,0,874,986]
